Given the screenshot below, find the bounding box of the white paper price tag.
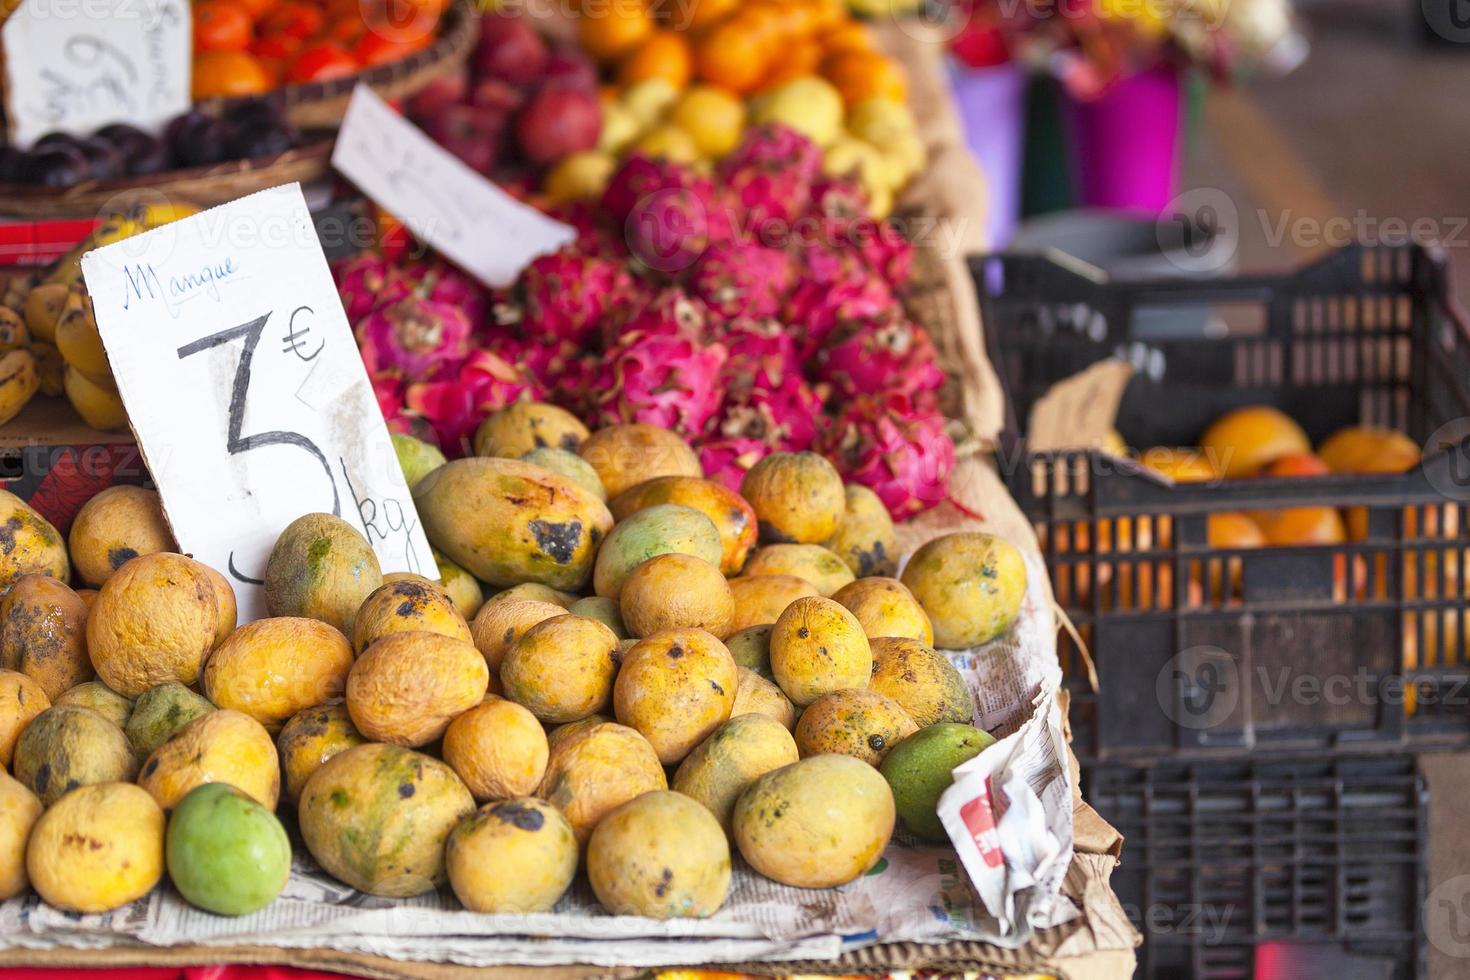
[2,0,191,148]
[79,183,437,621]
[331,84,575,288]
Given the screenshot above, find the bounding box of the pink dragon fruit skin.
[710,374,825,453]
[518,249,634,346]
[357,297,474,379]
[718,124,821,240]
[818,394,956,519]
[371,370,417,437]
[815,314,946,402]
[802,177,914,289]
[719,316,798,389]
[601,285,709,349]
[602,153,711,224]
[404,350,537,456]
[335,255,413,323]
[783,267,899,358]
[689,241,793,320]
[594,332,728,436]
[699,436,771,492]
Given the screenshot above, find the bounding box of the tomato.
[259,1,326,38]
[251,32,304,62]
[193,0,254,52]
[192,50,274,99]
[351,29,428,67]
[287,41,360,82]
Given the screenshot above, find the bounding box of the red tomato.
[251,32,304,62]
[351,29,427,67]
[259,2,325,38]
[287,41,360,82]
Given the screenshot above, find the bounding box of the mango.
[567,595,628,638]
[347,631,488,747]
[520,447,607,499]
[391,433,446,490]
[609,475,758,575]
[0,573,92,700]
[443,696,549,802]
[26,782,163,912]
[470,596,566,672]
[593,503,723,600]
[431,549,485,619]
[299,743,474,896]
[673,714,799,833]
[614,628,737,764]
[538,721,667,844]
[769,596,872,706]
[0,772,41,900]
[868,637,974,728]
[166,782,291,915]
[742,544,854,597]
[730,666,797,730]
[0,669,48,768]
[579,423,702,499]
[66,485,175,587]
[87,552,221,697]
[264,513,383,635]
[728,574,819,633]
[880,723,995,841]
[475,401,590,458]
[833,577,934,644]
[620,553,734,638]
[353,578,472,654]
[447,798,578,913]
[587,790,731,918]
[794,688,917,765]
[14,704,136,805]
[733,754,895,888]
[901,532,1028,649]
[139,709,279,811]
[825,484,897,577]
[0,489,68,587]
[199,562,239,646]
[126,682,215,761]
[725,624,774,678]
[53,680,131,729]
[740,452,845,544]
[204,617,354,733]
[276,702,365,803]
[501,615,620,723]
[496,582,575,606]
[416,457,613,591]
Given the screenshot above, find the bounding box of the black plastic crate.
[1085,754,1428,980]
[974,243,1470,760]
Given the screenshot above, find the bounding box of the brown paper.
[1026,360,1135,454]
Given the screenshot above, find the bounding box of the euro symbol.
[281,304,323,361]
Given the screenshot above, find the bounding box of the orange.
[1207,512,1266,549]
[618,30,692,89]
[193,0,254,52]
[252,32,303,64]
[1254,507,1347,547]
[353,29,429,66]
[659,0,736,30]
[821,20,876,55]
[287,41,360,82]
[1138,447,1220,483]
[1317,426,1422,474]
[259,1,325,38]
[191,50,274,99]
[761,38,822,87]
[1199,406,1311,478]
[578,2,655,64]
[694,16,767,93]
[1257,452,1331,478]
[747,0,816,40]
[823,49,907,105]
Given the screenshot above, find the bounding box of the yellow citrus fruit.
[669,85,746,158]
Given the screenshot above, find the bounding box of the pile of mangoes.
[0,409,1030,920]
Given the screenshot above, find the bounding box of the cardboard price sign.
[332,84,575,288]
[2,0,191,148]
[79,183,437,621]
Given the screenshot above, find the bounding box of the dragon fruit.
[719,316,798,389]
[593,332,728,436]
[602,153,710,224]
[413,258,491,329]
[357,297,474,378]
[783,266,899,358]
[802,178,914,288]
[334,255,413,322]
[859,220,915,289]
[815,313,945,403]
[518,249,634,346]
[710,374,825,453]
[601,155,723,275]
[718,124,822,240]
[699,436,771,492]
[371,371,414,436]
[688,240,793,320]
[817,394,956,519]
[601,285,708,348]
[404,350,537,455]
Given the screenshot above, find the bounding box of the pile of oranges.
[191,0,448,100]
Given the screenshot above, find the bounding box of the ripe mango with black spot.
[26,782,163,913]
[126,682,214,761]
[447,798,578,912]
[276,702,366,803]
[588,790,731,918]
[139,708,279,811]
[901,532,1027,649]
[825,484,897,577]
[613,628,737,764]
[353,578,472,654]
[769,596,872,706]
[14,704,136,806]
[673,713,798,833]
[1,574,92,700]
[501,614,620,724]
[67,485,175,587]
[733,754,895,888]
[538,721,666,844]
[609,476,758,575]
[299,742,474,897]
[475,402,590,458]
[264,514,383,636]
[741,452,845,544]
[868,637,973,728]
[415,457,613,591]
[0,489,68,588]
[794,688,917,766]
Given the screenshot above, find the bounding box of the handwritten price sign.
[80,184,436,621]
[2,0,191,148]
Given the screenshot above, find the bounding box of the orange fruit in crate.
[823,49,907,105]
[618,30,693,89]
[1208,512,1267,549]
[1199,406,1311,478]
[578,3,655,64]
[193,0,254,52]
[694,16,768,93]
[1257,452,1331,478]
[1254,507,1347,546]
[1317,426,1422,474]
[1139,447,1220,483]
[192,50,274,98]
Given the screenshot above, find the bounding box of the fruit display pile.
[0,421,1027,919]
[355,123,955,520]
